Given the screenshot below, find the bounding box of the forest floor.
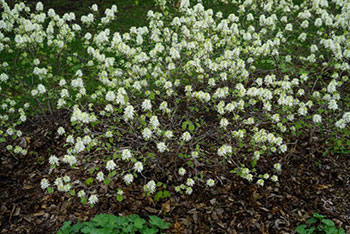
[0,111,349,233]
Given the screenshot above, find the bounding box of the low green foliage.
[296,213,345,234]
[57,214,171,234]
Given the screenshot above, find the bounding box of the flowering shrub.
[1,0,350,206]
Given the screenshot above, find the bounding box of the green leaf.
[296,224,307,234]
[132,216,146,229]
[188,123,195,132]
[85,178,93,186]
[0,138,6,143]
[141,227,158,234]
[47,187,53,194]
[108,170,117,178]
[154,191,163,202]
[116,194,123,202]
[91,214,118,227]
[57,221,73,234]
[148,216,171,230]
[81,197,87,205]
[307,227,316,233]
[295,122,302,130]
[313,213,326,219]
[163,190,170,198]
[306,217,317,224]
[251,160,257,168]
[321,219,335,227]
[181,122,187,131]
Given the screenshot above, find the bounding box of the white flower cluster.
[2,0,350,203]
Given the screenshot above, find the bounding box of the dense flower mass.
[1,0,349,205]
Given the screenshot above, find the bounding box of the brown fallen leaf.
[173,221,184,234]
[161,200,171,213]
[14,207,21,216]
[144,207,158,214]
[34,211,45,216]
[23,185,33,190]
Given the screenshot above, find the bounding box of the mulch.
[1,112,350,234]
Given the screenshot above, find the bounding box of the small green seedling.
[296,213,345,234]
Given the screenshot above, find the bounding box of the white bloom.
[134,161,143,173]
[164,130,173,139]
[63,184,72,192]
[257,179,264,186]
[186,178,195,187]
[41,178,50,189]
[246,174,253,182]
[74,139,85,153]
[77,190,86,198]
[142,128,152,140]
[335,119,346,129]
[96,171,104,182]
[117,189,124,196]
[206,179,215,187]
[106,160,117,171]
[271,175,278,182]
[328,99,338,110]
[144,180,156,194]
[0,73,8,82]
[142,99,152,111]
[37,84,46,94]
[149,115,160,129]
[66,135,75,144]
[157,142,167,153]
[57,127,65,135]
[285,23,293,31]
[49,155,59,165]
[185,187,193,195]
[191,151,199,159]
[217,144,232,157]
[178,167,186,176]
[54,178,63,187]
[63,175,71,183]
[181,131,192,142]
[88,195,98,205]
[122,149,132,161]
[313,114,322,123]
[62,155,77,166]
[274,163,282,171]
[123,105,135,121]
[36,2,44,11]
[105,91,116,101]
[105,131,113,138]
[220,118,229,129]
[279,144,287,153]
[91,4,98,11]
[123,174,134,185]
[343,112,350,123]
[105,104,114,112]
[6,128,14,136]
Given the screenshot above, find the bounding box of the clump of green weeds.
[57,213,171,234]
[296,213,345,234]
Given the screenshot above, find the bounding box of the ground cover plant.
[57,213,170,234]
[0,0,349,233]
[296,213,346,234]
